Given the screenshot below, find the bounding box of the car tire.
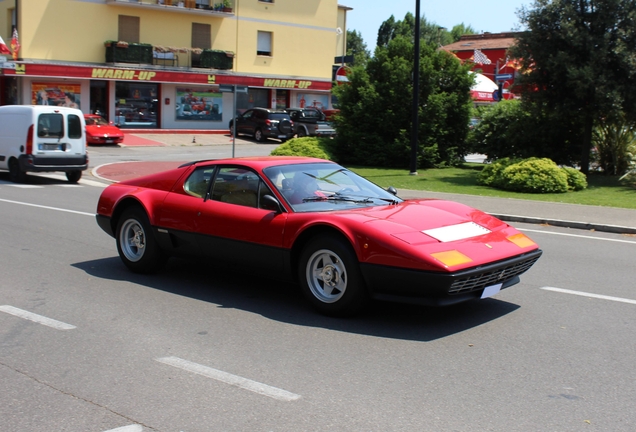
[8,158,26,183]
[254,128,265,142]
[66,170,82,183]
[299,234,368,317]
[298,128,307,138]
[116,207,166,274]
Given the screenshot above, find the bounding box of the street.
[1,145,635,431]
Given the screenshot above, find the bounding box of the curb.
[492,214,636,235]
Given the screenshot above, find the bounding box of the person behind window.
[288,172,323,204]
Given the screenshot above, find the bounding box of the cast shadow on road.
[73,256,520,343]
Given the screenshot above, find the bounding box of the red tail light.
[26,124,34,155]
[265,119,272,126]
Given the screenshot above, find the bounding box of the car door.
[154,165,216,256]
[195,165,288,273]
[236,109,254,135]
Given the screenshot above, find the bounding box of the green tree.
[511,0,636,174]
[332,36,474,168]
[346,29,370,65]
[376,13,473,48]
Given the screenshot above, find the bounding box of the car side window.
[184,166,216,198]
[210,167,276,209]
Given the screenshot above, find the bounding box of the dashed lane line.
[0,305,76,330]
[0,198,94,216]
[102,425,143,432]
[541,287,636,305]
[155,356,301,402]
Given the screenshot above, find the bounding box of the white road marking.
[2,184,41,188]
[156,356,301,402]
[0,198,94,216]
[102,425,143,432]
[541,287,636,305]
[0,305,76,330]
[521,228,636,244]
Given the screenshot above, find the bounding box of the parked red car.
[95,156,542,316]
[84,114,124,145]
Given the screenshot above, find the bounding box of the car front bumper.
[360,249,543,306]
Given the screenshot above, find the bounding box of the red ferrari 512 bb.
[96,156,542,316]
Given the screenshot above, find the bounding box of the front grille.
[448,255,540,295]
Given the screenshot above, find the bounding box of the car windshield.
[86,116,109,126]
[263,162,402,212]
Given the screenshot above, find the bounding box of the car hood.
[337,199,507,234]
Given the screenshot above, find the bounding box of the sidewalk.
[95,131,636,235]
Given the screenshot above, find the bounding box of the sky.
[341,0,532,50]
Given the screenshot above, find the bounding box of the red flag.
[0,36,10,55]
[10,28,20,60]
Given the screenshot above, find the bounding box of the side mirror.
[261,194,283,213]
[387,186,398,196]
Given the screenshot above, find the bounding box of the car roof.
[185,156,335,171]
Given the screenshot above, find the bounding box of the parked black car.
[229,108,294,142]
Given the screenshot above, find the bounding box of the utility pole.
[409,0,421,175]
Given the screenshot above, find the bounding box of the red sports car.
[84,114,124,145]
[96,157,542,316]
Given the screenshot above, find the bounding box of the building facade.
[0,0,349,129]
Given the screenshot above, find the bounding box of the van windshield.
[38,113,64,138]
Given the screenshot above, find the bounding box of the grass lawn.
[350,164,636,209]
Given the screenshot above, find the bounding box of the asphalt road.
[1,151,635,431]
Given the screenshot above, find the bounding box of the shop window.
[257,31,272,56]
[118,15,140,43]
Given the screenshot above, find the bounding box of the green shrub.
[479,157,589,193]
[270,137,335,160]
[562,167,588,191]
[477,157,519,188]
[501,158,569,193]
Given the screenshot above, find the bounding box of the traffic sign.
[495,73,513,81]
[336,66,350,84]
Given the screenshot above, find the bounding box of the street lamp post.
[409,0,421,175]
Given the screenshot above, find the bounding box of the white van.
[0,105,88,183]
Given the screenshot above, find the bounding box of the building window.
[118,15,140,43]
[192,23,211,50]
[257,31,272,56]
[259,0,274,3]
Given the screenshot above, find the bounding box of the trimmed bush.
[562,167,588,191]
[270,137,335,160]
[501,158,569,193]
[479,157,588,193]
[477,157,520,188]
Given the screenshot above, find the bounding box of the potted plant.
[221,0,232,12]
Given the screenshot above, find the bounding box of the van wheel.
[66,170,82,183]
[8,159,26,183]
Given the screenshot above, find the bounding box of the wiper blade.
[302,195,373,203]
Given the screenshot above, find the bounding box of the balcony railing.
[105,42,234,70]
[105,0,234,14]
[105,42,153,64]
